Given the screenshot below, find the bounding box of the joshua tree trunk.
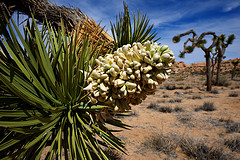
[216,48,225,86]
[206,52,212,91]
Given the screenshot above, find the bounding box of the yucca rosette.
[84,41,175,112]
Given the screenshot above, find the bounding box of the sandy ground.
[110,73,240,160]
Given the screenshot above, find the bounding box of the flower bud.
[126,68,133,74]
[161,53,170,61]
[156,73,165,80]
[143,66,152,74]
[87,77,93,82]
[144,57,151,64]
[99,83,109,92]
[153,53,160,61]
[117,58,124,68]
[91,70,100,79]
[111,63,120,72]
[93,90,100,97]
[156,63,163,69]
[126,82,137,89]
[148,79,154,85]
[109,68,118,77]
[84,83,93,91]
[144,40,151,50]
[100,74,108,79]
[130,74,135,80]
[114,79,125,88]
[160,45,169,52]
[122,44,130,53]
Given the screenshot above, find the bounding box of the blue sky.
[17,0,240,63]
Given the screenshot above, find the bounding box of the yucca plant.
[0,13,128,160]
[110,2,160,49]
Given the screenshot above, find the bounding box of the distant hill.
[172,58,240,74]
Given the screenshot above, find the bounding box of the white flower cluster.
[84,41,175,112]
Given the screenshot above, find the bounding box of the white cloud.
[223,1,240,12]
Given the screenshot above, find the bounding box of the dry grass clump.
[226,122,240,133]
[212,76,232,87]
[165,83,176,90]
[143,135,234,159]
[104,149,122,160]
[179,137,232,160]
[210,88,219,94]
[143,134,178,156]
[224,136,240,153]
[177,113,192,124]
[91,148,122,160]
[162,94,169,98]
[174,106,185,112]
[195,102,216,112]
[147,103,159,110]
[191,95,202,99]
[229,92,238,97]
[169,98,182,103]
[147,103,184,113]
[158,106,173,113]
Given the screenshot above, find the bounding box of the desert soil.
[111,73,240,160]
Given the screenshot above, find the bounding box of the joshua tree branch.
[0,0,87,32]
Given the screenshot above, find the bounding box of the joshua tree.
[215,34,235,85]
[173,29,218,91]
[231,59,240,79]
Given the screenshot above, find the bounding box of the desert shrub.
[162,94,169,98]
[92,148,122,160]
[212,76,232,87]
[165,84,176,90]
[174,106,184,112]
[177,114,192,124]
[180,137,232,160]
[192,95,202,99]
[143,134,178,156]
[104,149,122,160]
[184,85,192,90]
[195,102,216,112]
[147,103,159,109]
[229,92,238,97]
[169,98,182,103]
[157,100,167,103]
[158,106,173,113]
[210,89,219,94]
[175,77,185,81]
[226,122,240,133]
[224,136,240,153]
